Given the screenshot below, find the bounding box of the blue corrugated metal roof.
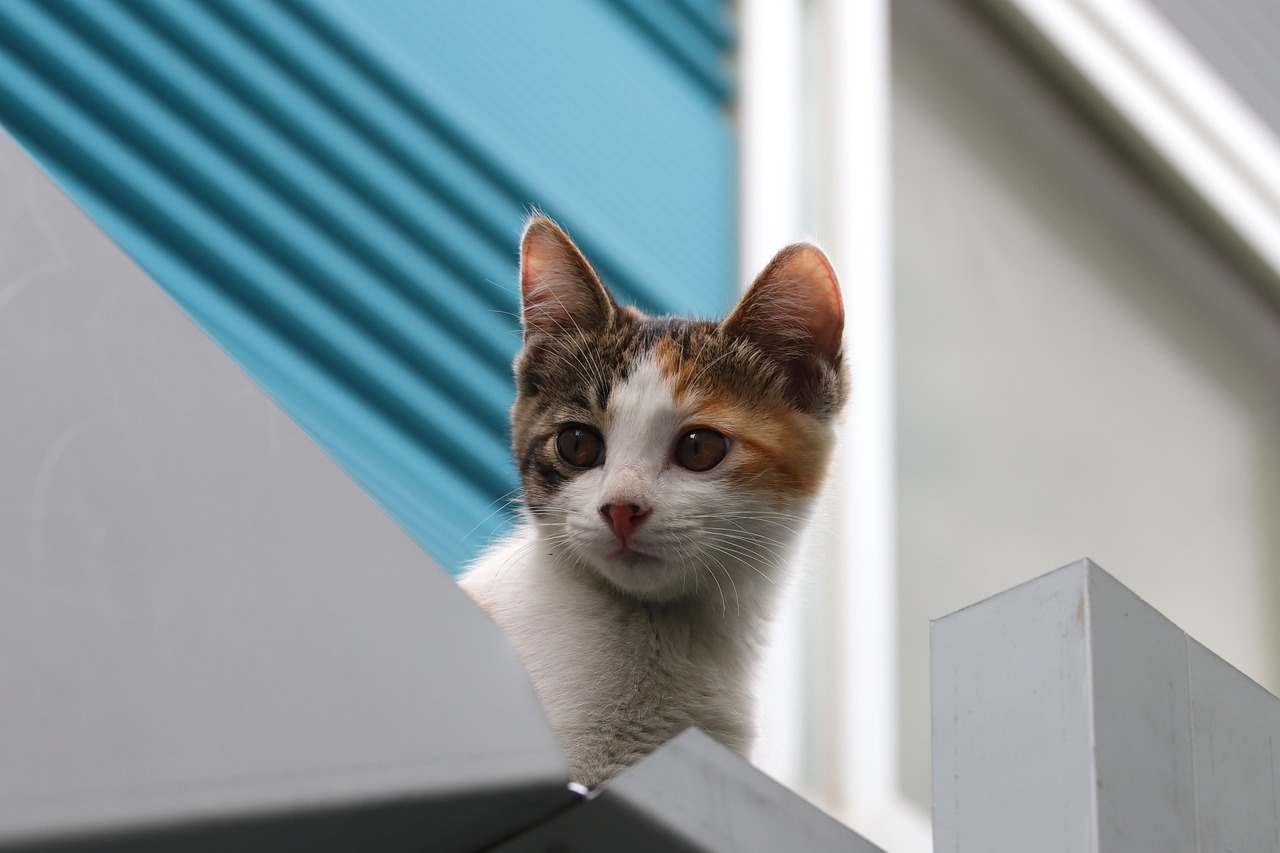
[0,0,734,571]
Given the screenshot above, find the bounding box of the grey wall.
[0,128,571,850]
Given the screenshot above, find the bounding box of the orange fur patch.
[689,397,832,500]
[653,335,696,402]
[653,332,830,499]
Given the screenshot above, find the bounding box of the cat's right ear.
[519,216,616,342]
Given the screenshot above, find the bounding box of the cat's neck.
[466,520,789,665]
[463,519,782,782]
[542,529,784,654]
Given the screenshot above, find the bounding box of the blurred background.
[3,1,1280,851]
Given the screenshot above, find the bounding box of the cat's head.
[510,216,847,604]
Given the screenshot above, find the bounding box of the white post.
[738,0,809,787]
[933,559,1280,852]
[820,0,933,849]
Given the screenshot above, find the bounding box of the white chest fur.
[460,525,772,788]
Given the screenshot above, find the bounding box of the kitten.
[460,216,846,788]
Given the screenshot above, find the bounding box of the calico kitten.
[461,216,846,788]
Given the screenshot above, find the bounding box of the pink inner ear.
[519,224,566,297]
[785,245,844,360]
[729,243,844,363]
[519,217,612,338]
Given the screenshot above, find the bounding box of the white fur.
[460,357,814,787]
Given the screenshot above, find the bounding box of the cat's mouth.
[593,543,682,600]
[607,544,659,565]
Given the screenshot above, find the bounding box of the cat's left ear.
[519,215,617,342]
[722,243,844,404]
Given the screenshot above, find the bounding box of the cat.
[460,215,847,788]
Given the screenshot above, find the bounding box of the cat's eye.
[556,425,605,468]
[674,429,729,472]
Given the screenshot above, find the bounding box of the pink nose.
[600,502,650,544]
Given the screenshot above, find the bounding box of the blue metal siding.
[0,0,734,571]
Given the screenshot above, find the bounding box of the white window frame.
[985,0,1280,293]
[741,1,1280,851]
[742,0,929,849]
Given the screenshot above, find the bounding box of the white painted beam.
[933,559,1280,852]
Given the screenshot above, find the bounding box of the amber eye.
[555,425,605,468]
[674,429,729,472]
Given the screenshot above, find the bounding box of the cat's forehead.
[519,313,726,406]
[599,354,687,460]
[613,310,719,365]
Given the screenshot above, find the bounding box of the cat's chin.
[587,550,691,602]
